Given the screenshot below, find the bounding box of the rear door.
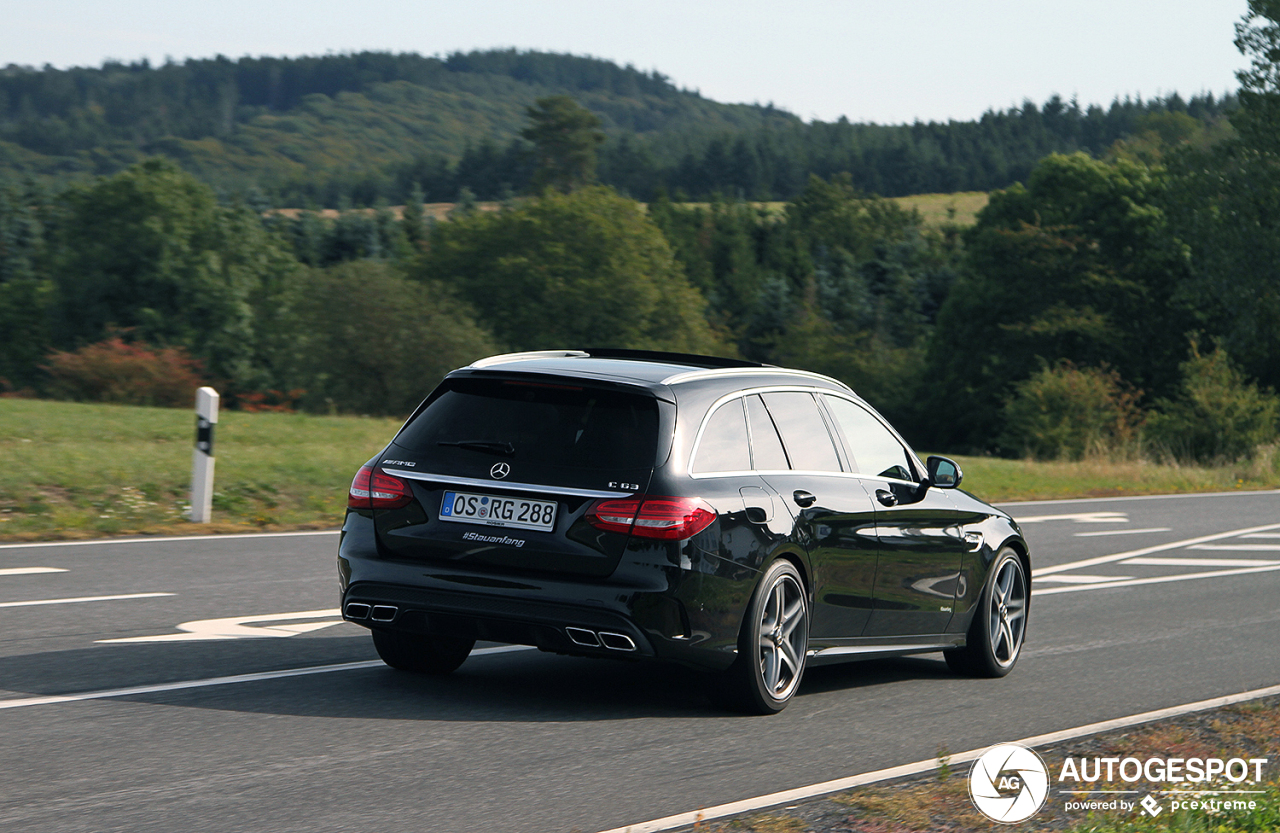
[750,391,881,641]
[372,376,662,578]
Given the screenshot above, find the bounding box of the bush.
[42,337,207,407]
[283,261,500,416]
[999,362,1144,460]
[1146,343,1280,463]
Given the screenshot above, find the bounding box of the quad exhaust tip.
[344,602,371,620]
[370,605,398,622]
[565,627,636,652]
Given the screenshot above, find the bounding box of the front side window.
[760,392,842,473]
[824,396,916,481]
[692,398,751,473]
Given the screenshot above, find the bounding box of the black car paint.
[337,355,1028,676]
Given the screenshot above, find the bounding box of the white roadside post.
[190,386,220,523]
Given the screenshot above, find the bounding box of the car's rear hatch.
[370,374,666,577]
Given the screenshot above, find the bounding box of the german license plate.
[439,491,557,532]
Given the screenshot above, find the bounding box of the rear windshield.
[393,378,659,470]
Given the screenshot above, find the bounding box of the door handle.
[792,490,817,508]
[875,489,898,507]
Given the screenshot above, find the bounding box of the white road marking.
[1074,527,1170,538]
[1015,511,1128,524]
[0,567,67,576]
[1241,532,1280,538]
[0,592,173,609]
[1190,543,1280,552]
[593,683,1280,833]
[1123,556,1280,567]
[1033,574,1134,584]
[98,609,344,643]
[0,645,534,710]
[1034,563,1280,595]
[1034,522,1280,576]
[0,530,339,550]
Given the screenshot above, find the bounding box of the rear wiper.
[436,440,515,456]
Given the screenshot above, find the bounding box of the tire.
[945,547,1027,677]
[372,629,475,675]
[715,560,810,714]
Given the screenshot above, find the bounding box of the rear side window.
[692,399,750,474]
[745,395,790,471]
[824,396,916,481]
[760,392,842,472]
[394,379,659,470]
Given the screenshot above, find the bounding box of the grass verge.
[0,398,398,541]
[2,399,1277,541]
[685,695,1280,833]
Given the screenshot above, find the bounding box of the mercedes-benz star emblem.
[489,462,510,479]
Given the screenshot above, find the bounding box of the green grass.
[0,398,399,540]
[2,398,1277,541]
[949,451,1280,503]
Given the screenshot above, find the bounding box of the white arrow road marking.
[0,593,173,609]
[1015,511,1128,524]
[98,609,343,643]
[0,567,68,576]
[1034,563,1280,595]
[1034,522,1280,576]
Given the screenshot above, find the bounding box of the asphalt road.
[2,490,1279,833]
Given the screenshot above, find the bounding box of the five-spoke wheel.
[717,559,810,713]
[945,547,1027,677]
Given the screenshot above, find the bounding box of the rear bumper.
[338,512,748,671]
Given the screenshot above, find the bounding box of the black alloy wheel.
[372,629,476,674]
[945,547,1027,677]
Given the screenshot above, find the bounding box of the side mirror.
[926,455,963,489]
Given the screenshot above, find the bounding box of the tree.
[419,186,726,354]
[50,158,300,391]
[282,261,499,415]
[520,96,605,193]
[921,153,1192,451]
[1233,0,1280,154]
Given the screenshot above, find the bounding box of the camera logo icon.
[968,743,1050,823]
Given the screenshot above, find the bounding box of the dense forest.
[3,4,1279,466]
[0,49,1235,205]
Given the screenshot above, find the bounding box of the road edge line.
[996,489,1280,508]
[594,683,1280,833]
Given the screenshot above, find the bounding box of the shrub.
[999,362,1144,460]
[42,337,207,407]
[283,261,500,416]
[1146,343,1280,463]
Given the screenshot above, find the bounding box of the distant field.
[890,191,988,226]
[3,398,1276,542]
[279,191,988,228]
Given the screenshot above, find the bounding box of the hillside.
[0,50,1235,205]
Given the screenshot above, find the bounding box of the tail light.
[348,465,414,509]
[586,496,716,540]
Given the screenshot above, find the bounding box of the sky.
[0,0,1252,125]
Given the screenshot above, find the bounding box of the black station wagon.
[339,349,1030,713]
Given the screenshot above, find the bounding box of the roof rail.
[469,350,589,368]
[580,347,768,370]
[660,366,852,390]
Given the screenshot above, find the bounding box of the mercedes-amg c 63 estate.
[338,349,1029,713]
